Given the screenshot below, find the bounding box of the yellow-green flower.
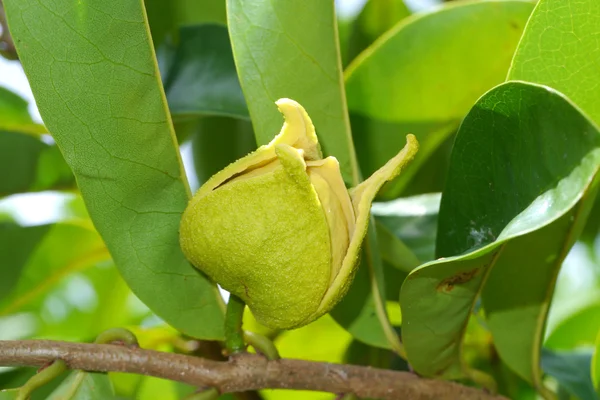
[180,99,417,330]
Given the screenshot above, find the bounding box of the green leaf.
[0,390,18,399]
[372,192,440,263]
[0,131,74,197]
[541,348,598,400]
[163,24,249,121]
[47,371,116,399]
[401,82,600,386]
[145,0,226,46]
[0,223,51,301]
[546,302,600,350]
[509,0,600,126]
[345,0,534,198]
[4,0,225,339]
[0,86,44,134]
[343,0,410,66]
[191,117,256,187]
[226,0,359,185]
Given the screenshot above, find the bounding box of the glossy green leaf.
[546,302,600,350]
[401,82,600,386]
[541,348,598,400]
[0,131,74,197]
[191,117,256,187]
[47,371,116,400]
[3,0,225,339]
[343,0,410,66]
[227,0,358,184]
[145,0,226,46]
[345,0,534,198]
[163,24,249,121]
[509,0,600,126]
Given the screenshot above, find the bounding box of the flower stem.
[225,295,246,355]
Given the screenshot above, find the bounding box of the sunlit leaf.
[546,302,600,350]
[401,82,600,388]
[345,0,533,197]
[4,0,226,339]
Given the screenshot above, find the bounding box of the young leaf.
[345,0,534,198]
[401,82,600,387]
[3,0,225,339]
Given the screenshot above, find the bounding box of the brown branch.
[0,340,506,400]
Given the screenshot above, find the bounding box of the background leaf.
[162,24,249,121]
[144,0,226,47]
[541,348,598,400]
[3,0,225,339]
[0,86,43,134]
[47,371,116,400]
[401,82,600,385]
[345,0,534,198]
[342,0,410,66]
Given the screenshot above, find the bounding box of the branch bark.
[0,340,507,400]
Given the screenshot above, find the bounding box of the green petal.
[313,134,419,318]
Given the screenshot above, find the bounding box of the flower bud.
[180,99,418,329]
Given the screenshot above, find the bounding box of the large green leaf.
[401,82,600,386]
[226,0,358,184]
[509,0,600,126]
[0,131,74,197]
[345,0,534,198]
[163,24,249,121]
[47,371,117,400]
[4,0,225,339]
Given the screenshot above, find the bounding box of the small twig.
[0,0,18,60]
[0,340,508,400]
[94,327,139,347]
[16,359,67,400]
[224,295,246,355]
[243,331,279,360]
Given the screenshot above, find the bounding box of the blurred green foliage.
[0,0,600,399]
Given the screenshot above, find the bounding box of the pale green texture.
[181,99,418,329]
[401,82,600,386]
[47,371,117,400]
[3,0,225,339]
[509,0,600,126]
[226,0,358,184]
[345,0,533,197]
[594,332,600,395]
